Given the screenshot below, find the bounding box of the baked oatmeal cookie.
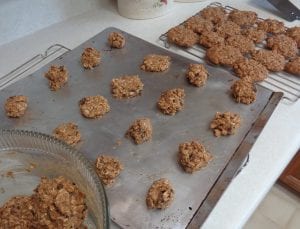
[186,63,208,87]
[231,79,257,104]
[157,88,185,115]
[108,32,125,49]
[257,19,286,34]
[0,196,36,228]
[225,34,255,54]
[126,118,152,144]
[53,122,81,146]
[167,26,199,48]
[199,6,227,24]
[33,176,87,228]
[81,47,101,69]
[266,34,298,59]
[44,65,68,91]
[111,75,144,99]
[79,95,110,119]
[285,57,300,76]
[199,31,225,48]
[178,140,212,173]
[146,178,174,209]
[206,45,244,67]
[228,10,258,27]
[4,95,28,118]
[210,112,241,137]
[286,26,300,48]
[184,15,214,34]
[233,58,268,82]
[251,49,285,72]
[215,21,241,38]
[242,27,267,44]
[95,155,123,186]
[140,54,171,72]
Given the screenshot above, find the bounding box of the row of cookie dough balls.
[166,6,300,78]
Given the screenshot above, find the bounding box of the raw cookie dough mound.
[206,45,244,67]
[95,155,123,186]
[210,112,241,137]
[33,176,87,228]
[157,88,185,115]
[266,34,298,59]
[146,178,174,209]
[141,54,171,72]
[228,10,258,26]
[126,118,152,144]
[81,47,101,69]
[4,95,28,118]
[242,28,267,44]
[111,75,144,98]
[215,21,241,38]
[53,122,81,146]
[257,19,286,34]
[167,26,199,48]
[233,58,268,82]
[199,6,227,24]
[199,31,225,48]
[108,32,125,49]
[225,34,255,54]
[79,95,110,119]
[231,79,257,104]
[286,26,300,48]
[184,15,214,34]
[186,63,208,87]
[44,65,68,91]
[0,196,37,228]
[285,57,300,76]
[251,49,285,72]
[178,140,213,173]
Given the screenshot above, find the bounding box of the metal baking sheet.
[0,27,280,228]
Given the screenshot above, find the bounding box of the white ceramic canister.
[117,0,174,19]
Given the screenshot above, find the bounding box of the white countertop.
[0,0,299,228]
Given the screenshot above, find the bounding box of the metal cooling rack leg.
[0,44,71,89]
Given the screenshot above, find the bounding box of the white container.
[117,0,174,19]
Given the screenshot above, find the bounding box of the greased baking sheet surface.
[0,28,273,228]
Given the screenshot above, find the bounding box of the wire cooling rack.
[159,2,300,103]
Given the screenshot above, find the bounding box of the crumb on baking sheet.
[111,75,144,99]
[53,122,81,146]
[157,88,185,115]
[79,95,110,119]
[4,95,28,118]
[178,140,212,173]
[95,155,123,186]
[108,32,125,49]
[186,63,208,87]
[141,54,171,72]
[210,112,241,137]
[126,118,152,144]
[81,47,101,69]
[44,65,68,91]
[146,178,174,209]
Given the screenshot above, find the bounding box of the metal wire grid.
[159,2,300,103]
[0,44,71,90]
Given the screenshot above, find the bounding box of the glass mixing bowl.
[0,129,109,229]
